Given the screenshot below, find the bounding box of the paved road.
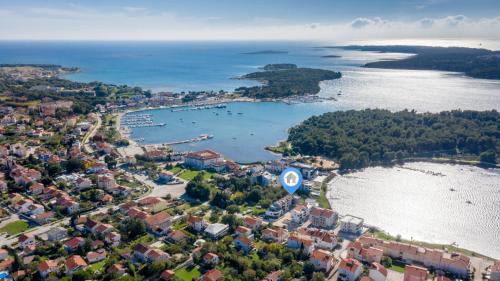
[83,114,102,154]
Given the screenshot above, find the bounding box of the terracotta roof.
[310,207,335,218]
[203,269,223,281]
[311,249,333,261]
[64,237,85,249]
[186,150,221,160]
[262,270,282,281]
[65,255,87,271]
[161,269,176,280]
[134,243,150,254]
[204,252,219,261]
[38,260,58,272]
[404,265,428,281]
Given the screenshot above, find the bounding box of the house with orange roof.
[358,235,471,277]
[203,253,220,265]
[234,236,254,253]
[287,233,315,255]
[243,215,263,231]
[184,150,223,170]
[404,265,429,281]
[309,207,338,229]
[18,233,35,249]
[235,225,253,237]
[144,211,172,235]
[38,260,59,278]
[202,269,223,281]
[161,269,176,280]
[299,227,338,250]
[310,249,336,272]
[109,263,126,277]
[65,255,88,274]
[166,230,187,243]
[188,215,207,232]
[369,262,388,281]
[338,258,363,281]
[145,248,170,263]
[291,204,309,224]
[262,227,289,243]
[262,270,282,281]
[64,237,85,252]
[86,249,107,264]
[104,231,121,246]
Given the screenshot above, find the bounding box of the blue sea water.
[0,41,368,92]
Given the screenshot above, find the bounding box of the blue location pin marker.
[279,167,303,194]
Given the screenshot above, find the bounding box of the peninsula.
[287,109,499,169]
[335,45,500,80]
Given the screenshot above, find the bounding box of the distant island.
[236,63,341,99]
[337,45,500,80]
[321,55,341,58]
[287,109,499,169]
[241,50,288,55]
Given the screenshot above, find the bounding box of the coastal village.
[0,66,499,281]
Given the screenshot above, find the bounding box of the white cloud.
[0,7,499,45]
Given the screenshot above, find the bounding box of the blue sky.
[0,0,499,41]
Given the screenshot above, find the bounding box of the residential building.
[235,225,252,237]
[340,215,364,234]
[309,207,338,229]
[262,228,289,243]
[203,269,223,281]
[310,249,335,272]
[204,223,229,239]
[358,235,471,277]
[161,269,176,280]
[188,215,207,232]
[404,265,429,281]
[234,236,254,253]
[65,255,87,274]
[184,150,224,170]
[64,237,85,252]
[291,204,309,224]
[287,233,315,255]
[338,258,363,281]
[262,271,282,281]
[86,249,107,263]
[45,226,68,241]
[18,234,35,249]
[37,260,58,278]
[243,215,263,231]
[203,253,220,265]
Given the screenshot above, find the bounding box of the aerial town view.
[0,1,499,281]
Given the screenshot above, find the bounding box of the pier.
[150,134,214,147]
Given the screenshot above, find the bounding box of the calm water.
[130,102,332,163]
[328,162,500,259]
[1,41,499,257]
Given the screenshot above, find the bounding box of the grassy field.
[0,220,29,235]
[89,260,107,273]
[179,170,212,181]
[166,166,183,174]
[175,267,201,281]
